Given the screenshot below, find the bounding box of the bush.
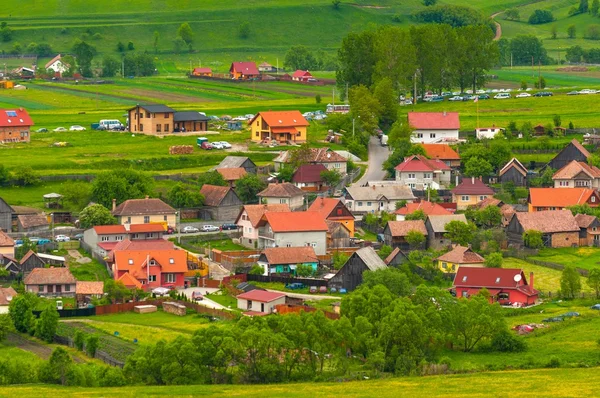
[546,356,561,368]
[413,5,489,28]
[491,330,527,352]
[85,335,99,358]
[528,9,554,24]
[585,24,600,40]
[74,330,85,351]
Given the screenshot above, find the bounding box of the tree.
[153,31,160,53]
[561,266,582,299]
[452,25,499,94]
[484,252,503,268]
[373,26,416,91]
[588,268,600,298]
[464,157,493,177]
[405,210,426,221]
[248,264,264,275]
[104,280,132,303]
[585,24,600,40]
[36,304,59,343]
[177,22,194,46]
[378,244,392,260]
[450,294,506,352]
[296,264,314,277]
[12,166,39,186]
[593,0,600,16]
[372,77,398,128]
[505,8,520,21]
[238,21,251,39]
[284,45,317,71]
[71,40,97,77]
[510,35,547,65]
[349,84,381,135]
[0,163,11,185]
[127,41,134,50]
[551,25,557,39]
[8,293,34,333]
[332,0,341,9]
[86,335,99,357]
[566,45,584,62]
[101,55,120,77]
[423,0,437,5]
[336,30,377,88]
[117,41,125,52]
[79,204,116,229]
[320,169,341,187]
[315,94,321,104]
[40,347,72,385]
[91,169,154,208]
[528,10,554,25]
[553,114,562,127]
[173,36,186,54]
[15,237,37,260]
[568,25,577,39]
[1,26,13,42]
[445,221,476,246]
[362,268,412,296]
[167,183,204,208]
[523,230,544,248]
[406,230,426,248]
[0,314,12,342]
[580,0,590,13]
[236,174,267,204]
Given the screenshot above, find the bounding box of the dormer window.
[462,276,467,282]
[150,260,156,266]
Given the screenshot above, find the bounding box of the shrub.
[546,356,561,368]
[86,335,99,357]
[585,24,600,40]
[74,330,85,351]
[491,330,527,352]
[413,5,489,28]
[528,10,554,24]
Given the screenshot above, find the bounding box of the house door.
[47,285,53,293]
[380,201,385,211]
[56,285,62,293]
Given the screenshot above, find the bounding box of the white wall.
[411,129,459,144]
[237,296,286,313]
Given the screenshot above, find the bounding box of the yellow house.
[112,197,177,228]
[435,245,485,273]
[249,111,309,144]
[0,230,15,258]
[450,177,495,210]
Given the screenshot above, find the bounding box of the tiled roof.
[0,108,34,128]
[200,185,233,206]
[117,272,143,289]
[292,164,327,183]
[258,182,304,198]
[420,144,461,160]
[569,139,591,158]
[427,214,468,233]
[249,110,309,128]
[192,67,212,74]
[112,198,175,216]
[395,200,452,216]
[308,198,353,220]
[474,197,502,209]
[574,213,597,228]
[216,167,247,181]
[129,104,175,113]
[76,281,104,295]
[451,178,495,195]
[215,156,254,169]
[436,245,484,264]
[499,158,527,177]
[19,250,39,265]
[236,204,290,227]
[45,54,63,69]
[528,188,597,208]
[386,220,428,237]
[553,160,600,180]
[384,247,407,265]
[114,249,188,275]
[18,214,48,229]
[0,287,17,306]
[0,230,14,247]
[395,155,451,172]
[273,148,348,164]
[346,185,416,201]
[261,246,318,265]
[230,62,259,76]
[93,224,165,235]
[408,112,460,130]
[237,290,285,303]
[515,210,580,233]
[263,211,328,232]
[292,70,312,78]
[106,239,174,262]
[24,267,76,285]
[453,268,538,297]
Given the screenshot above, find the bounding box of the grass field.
[503,257,565,293]
[530,247,600,272]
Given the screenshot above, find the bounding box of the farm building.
[214,156,257,174]
[547,139,591,171]
[256,246,318,276]
[408,112,460,144]
[326,220,352,248]
[257,183,305,211]
[0,197,14,232]
[499,158,528,187]
[249,111,309,144]
[17,213,48,232]
[574,214,600,247]
[453,268,539,306]
[384,247,409,267]
[328,247,387,292]
[383,220,428,251]
[192,67,212,77]
[0,108,34,143]
[507,210,580,248]
[216,167,247,187]
[200,185,243,221]
[308,197,355,236]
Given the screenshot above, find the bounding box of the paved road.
[265,289,341,301]
[354,136,390,186]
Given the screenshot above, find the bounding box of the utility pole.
[413,72,417,107]
[532,56,534,78]
[510,53,513,70]
[538,59,541,87]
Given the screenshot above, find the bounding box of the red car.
[201,142,213,150]
[192,291,204,301]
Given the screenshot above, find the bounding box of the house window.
[461,195,469,201]
[279,199,287,204]
[65,284,70,292]
[310,242,317,247]
[156,124,162,132]
[479,196,487,201]
[334,163,340,168]
[461,291,468,298]
[101,236,109,242]
[164,215,168,221]
[424,173,431,179]
[39,285,44,292]
[248,227,253,233]
[247,300,252,310]
[442,262,447,269]
[286,243,292,247]
[117,235,123,241]
[367,202,372,206]
[358,201,363,207]
[144,216,150,223]
[140,124,144,132]
[255,131,259,137]
[165,273,176,283]
[164,124,170,132]
[409,183,416,189]
[593,227,597,232]
[146,112,150,118]
[146,233,154,238]
[593,196,597,203]
[150,260,156,266]
[127,217,131,223]
[165,113,170,118]
[408,173,416,179]
[149,275,156,282]
[416,133,423,138]
[430,133,436,138]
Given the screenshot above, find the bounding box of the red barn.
[453,268,539,307]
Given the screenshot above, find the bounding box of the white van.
[493,93,511,99]
[99,119,124,130]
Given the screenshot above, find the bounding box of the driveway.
[178,287,230,310]
[264,289,341,301]
[354,136,390,186]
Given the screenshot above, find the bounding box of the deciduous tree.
[587,268,600,298]
[235,174,267,204]
[284,45,317,71]
[71,40,97,77]
[561,265,582,299]
[445,221,476,246]
[167,183,204,208]
[36,304,59,343]
[79,204,116,229]
[450,294,505,352]
[177,23,194,46]
[484,252,503,268]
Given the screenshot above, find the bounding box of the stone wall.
[551,232,579,248]
[162,301,187,316]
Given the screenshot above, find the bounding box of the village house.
[76,281,104,306]
[256,211,328,255]
[17,213,49,232]
[127,104,208,135]
[0,230,14,258]
[384,247,409,267]
[200,185,243,221]
[0,254,19,280]
[0,108,34,143]
[383,220,428,251]
[173,111,210,133]
[249,110,309,144]
[434,245,484,274]
[395,200,452,221]
[344,185,416,214]
[256,246,318,276]
[216,167,247,187]
[308,197,355,236]
[112,197,177,227]
[326,220,352,248]
[408,112,460,144]
[274,148,348,174]
[528,188,600,212]
[394,155,451,189]
[475,126,505,140]
[473,197,516,226]
[451,177,495,210]
[24,267,77,297]
[45,54,70,77]
[82,224,166,256]
[191,67,212,77]
[547,139,591,171]
[258,62,276,73]
[425,214,469,250]
[420,144,461,168]
[507,210,580,248]
[236,290,286,315]
[552,160,600,189]
[235,204,290,248]
[292,164,328,192]
[0,197,13,232]
[214,156,257,174]
[292,70,313,82]
[0,287,17,314]
[113,249,188,290]
[453,268,539,306]
[499,158,528,187]
[229,62,259,80]
[117,272,143,290]
[574,214,600,247]
[105,239,175,265]
[329,247,387,292]
[257,182,305,211]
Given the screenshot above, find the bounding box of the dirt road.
[491,12,502,41]
[6,333,82,363]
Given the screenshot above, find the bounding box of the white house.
[409,112,460,144]
[236,290,286,315]
[45,54,70,76]
[476,127,505,140]
[256,211,328,255]
[234,204,290,248]
[345,185,416,214]
[394,155,452,190]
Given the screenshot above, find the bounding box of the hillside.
[1,0,598,73]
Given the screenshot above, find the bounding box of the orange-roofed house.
[292,70,313,82]
[192,67,212,77]
[249,111,309,143]
[408,112,460,144]
[383,220,428,250]
[420,144,461,168]
[395,200,452,221]
[0,230,15,258]
[235,204,291,248]
[229,62,259,80]
[257,211,328,255]
[82,224,166,256]
[308,197,355,236]
[113,249,188,290]
[552,160,600,189]
[24,267,77,297]
[528,188,600,212]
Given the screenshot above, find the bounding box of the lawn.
[89,309,217,334]
[175,234,248,253]
[529,247,600,272]
[67,249,111,282]
[205,291,238,310]
[503,257,565,294]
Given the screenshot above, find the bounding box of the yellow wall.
[117,214,177,227]
[129,109,174,135]
[250,114,307,143]
[452,194,490,211]
[331,218,354,237]
[250,114,264,142]
[0,246,14,258]
[437,260,484,273]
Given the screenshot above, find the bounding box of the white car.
[579,89,597,94]
[69,125,86,131]
[55,235,70,242]
[181,226,200,233]
[219,141,232,149]
[448,96,463,101]
[232,116,246,121]
[244,114,255,120]
[53,127,67,132]
[515,93,531,98]
[494,93,511,99]
[211,142,224,149]
[201,225,220,232]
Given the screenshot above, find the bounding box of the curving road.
[491,12,502,41]
[354,136,390,186]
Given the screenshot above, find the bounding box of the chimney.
[455,175,459,186]
[529,272,534,289]
[112,198,116,211]
[471,176,475,184]
[479,175,482,182]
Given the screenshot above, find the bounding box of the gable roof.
[451,178,495,195]
[325,220,351,234]
[117,272,143,289]
[18,214,48,229]
[474,197,502,209]
[553,160,600,180]
[395,200,452,216]
[0,287,17,306]
[261,246,318,265]
[19,250,40,265]
[308,197,353,220]
[574,213,598,229]
[114,250,188,277]
[427,214,468,233]
[236,204,291,227]
[514,210,580,233]
[249,111,309,128]
[262,211,328,233]
[408,112,460,130]
[292,70,312,78]
[215,156,255,169]
[216,167,247,181]
[237,290,285,303]
[106,239,174,262]
[453,267,538,296]
[230,62,259,75]
[499,158,528,177]
[0,108,34,128]
[436,245,484,264]
[45,54,65,69]
[353,247,387,271]
[394,155,451,172]
[200,185,235,206]
[273,148,347,164]
[420,144,461,160]
[384,247,408,265]
[568,139,591,158]
[346,185,416,201]
[528,188,598,208]
[0,230,14,247]
[76,281,104,295]
[173,111,210,122]
[386,220,428,237]
[112,198,175,216]
[129,104,175,113]
[192,67,212,74]
[258,182,304,198]
[24,267,76,285]
[92,224,165,235]
[292,164,327,183]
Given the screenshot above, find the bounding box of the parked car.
[232,116,246,121]
[533,91,553,97]
[376,234,385,243]
[515,92,531,98]
[201,224,219,232]
[429,95,444,102]
[69,125,86,131]
[220,223,239,231]
[309,286,318,293]
[493,93,511,99]
[560,311,580,318]
[449,96,463,102]
[36,239,51,245]
[55,235,70,242]
[591,304,600,310]
[579,89,597,94]
[53,127,67,132]
[478,94,490,100]
[219,141,232,149]
[201,141,213,150]
[192,291,204,301]
[74,233,84,240]
[567,91,580,95]
[211,142,224,149]
[286,283,305,290]
[181,226,200,233]
[542,317,564,323]
[319,286,327,293]
[35,128,48,133]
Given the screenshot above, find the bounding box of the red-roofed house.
[0,108,34,143]
[395,200,452,221]
[408,112,460,144]
[453,268,539,306]
[113,249,188,290]
[257,211,328,254]
[192,67,212,77]
[292,164,327,191]
[451,177,495,210]
[394,155,451,189]
[249,110,309,143]
[237,290,286,315]
[308,197,355,236]
[420,144,461,168]
[528,188,600,212]
[229,62,259,80]
[292,70,313,82]
[82,224,166,256]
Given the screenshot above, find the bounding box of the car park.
[220,223,239,231]
[449,95,463,101]
[53,127,67,132]
[219,141,232,149]
[69,125,86,131]
[515,92,531,98]
[55,235,70,242]
[493,93,511,99]
[201,224,220,232]
[181,226,200,233]
[534,91,553,97]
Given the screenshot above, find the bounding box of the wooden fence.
[54,335,125,368]
[247,273,328,287]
